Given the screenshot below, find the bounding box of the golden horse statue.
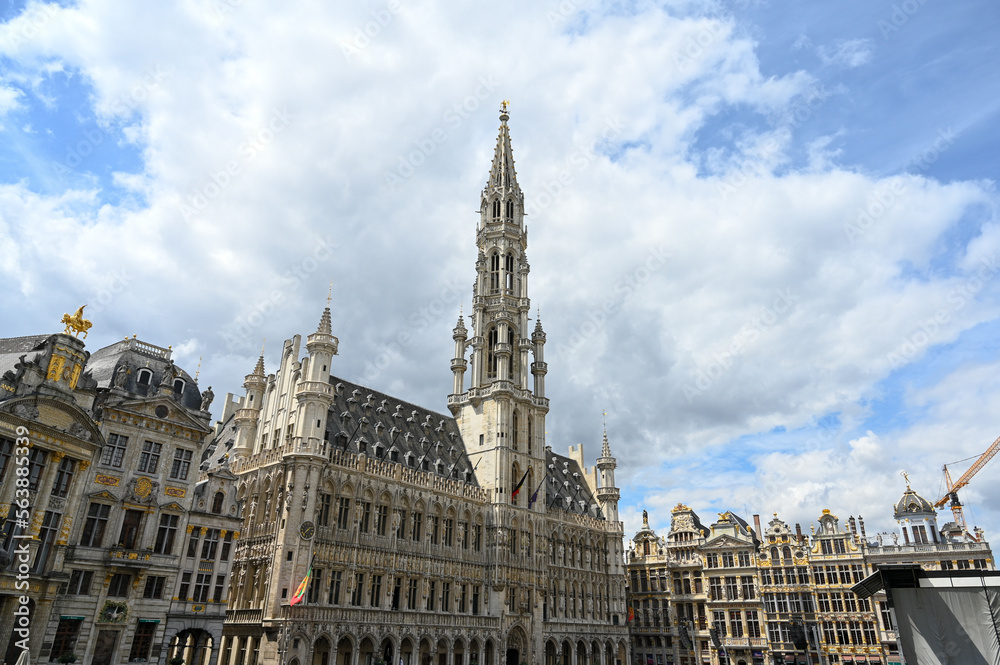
[62,305,93,339]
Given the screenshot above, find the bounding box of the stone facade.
[626,488,995,665]
[217,107,630,665]
[0,331,240,665]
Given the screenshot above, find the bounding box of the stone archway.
[313,637,333,665]
[400,637,415,665]
[360,637,376,665]
[454,637,466,665]
[545,641,558,665]
[336,637,354,665]
[505,626,528,665]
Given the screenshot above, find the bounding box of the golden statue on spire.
[61,305,93,339]
[501,100,510,113]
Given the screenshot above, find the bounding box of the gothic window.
[504,253,515,292]
[512,410,519,451]
[493,199,501,219]
[527,417,532,455]
[508,328,517,378]
[506,199,514,219]
[489,253,500,293]
[487,328,499,379]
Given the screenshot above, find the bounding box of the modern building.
[0,323,240,665]
[217,106,631,665]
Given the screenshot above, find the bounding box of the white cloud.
[818,38,874,68]
[0,0,997,545]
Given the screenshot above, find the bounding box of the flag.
[289,557,313,606]
[510,470,529,501]
[528,475,546,508]
[627,606,635,623]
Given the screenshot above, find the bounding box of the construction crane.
[934,433,1000,540]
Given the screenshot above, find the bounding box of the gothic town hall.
[214,107,631,665]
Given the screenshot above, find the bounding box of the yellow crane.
[934,433,1000,540]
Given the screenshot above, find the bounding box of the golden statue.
[62,305,93,339]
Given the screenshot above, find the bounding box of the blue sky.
[1,0,999,543]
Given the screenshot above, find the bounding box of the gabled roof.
[544,449,600,517]
[326,376,478,485]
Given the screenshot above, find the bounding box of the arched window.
[492,199,501,219]
[770,547,778,561]
[172,378,185,395]
[504,253,515,292]
[512,411,519,451]
[782,546,792,563]
[137,369,152,386]
[506,200,514,219]
[507,328,517,378]
[489,253,500,293]
[487,328,498,379]
[212,491,224,514]
[643,541,650,555]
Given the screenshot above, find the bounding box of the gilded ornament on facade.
[61,305,93,338]
[95,474,121,486]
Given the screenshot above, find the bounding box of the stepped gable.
[545,449,599,516]
[326,375,479,485]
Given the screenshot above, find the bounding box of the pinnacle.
[602,428,612,459]
[252,354,265,377]
[317,306,333,335]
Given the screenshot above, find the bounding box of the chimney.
[753,514,762,539]
[849,516,858,541]
[795,523,804,544]
[858,515,867,539]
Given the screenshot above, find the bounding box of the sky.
[1,0,999,546]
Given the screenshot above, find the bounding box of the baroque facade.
[626,485,994,665]
[217,107,631,665]
[0,326,241,665]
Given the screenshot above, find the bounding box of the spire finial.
[901,470,911,489]
[327,281,333,307]
[194,356,202,381]
[500,100,510,121]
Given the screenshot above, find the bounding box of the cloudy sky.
[2,0,999,544]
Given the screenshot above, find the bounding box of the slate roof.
[88,339,202,410]
[0,334,51,380]
[326,376,477,485]
[545,449,601,518]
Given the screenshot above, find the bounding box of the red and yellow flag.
[289,558,313,606]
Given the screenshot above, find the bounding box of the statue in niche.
[114,363,130,388]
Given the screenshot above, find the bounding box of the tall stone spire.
[450,104,549,506]
[486,101,520,196]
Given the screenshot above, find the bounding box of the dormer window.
[212,491,224,514]
[172,378,185,395]
[390,449,399,462]
[137,369,152,386]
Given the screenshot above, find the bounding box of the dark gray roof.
[545,449,601,517]
[88,338,202,410]
[327,376,478,485]
[0,334,51,380]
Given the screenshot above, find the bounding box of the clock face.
[300,521,315,540]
